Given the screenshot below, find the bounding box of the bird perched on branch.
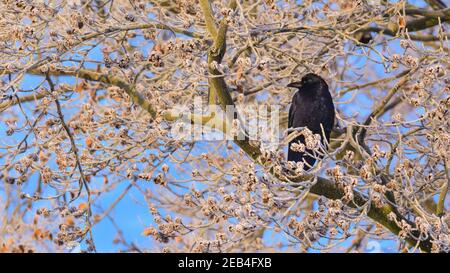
[287,73,335,170]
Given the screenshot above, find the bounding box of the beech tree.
[0,0,449,253]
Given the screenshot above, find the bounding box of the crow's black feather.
[287,73,335,170]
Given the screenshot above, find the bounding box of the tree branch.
[199,0,218,39]
[365,8,450,38]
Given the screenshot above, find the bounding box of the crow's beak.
[287,82,302,89]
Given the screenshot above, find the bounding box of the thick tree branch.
[437,160,449,216]
[365,8,450,38]
[199,0,219,39]
[424,0,447,10]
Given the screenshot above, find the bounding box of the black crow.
[287,73,335,170]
